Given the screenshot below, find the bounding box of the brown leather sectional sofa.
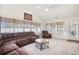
[0,31,39,55]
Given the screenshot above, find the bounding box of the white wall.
[0,4,43,23]
[0,4,79,32]
[0,4,79,23]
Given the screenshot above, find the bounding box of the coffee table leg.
[40,43,42,51]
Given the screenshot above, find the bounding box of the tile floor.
[22,38,79,55]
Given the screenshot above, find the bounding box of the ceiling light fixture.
[45,8,48,11]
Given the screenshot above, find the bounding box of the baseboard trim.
[67,39,79,43]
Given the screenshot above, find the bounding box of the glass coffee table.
[35,38,49,51]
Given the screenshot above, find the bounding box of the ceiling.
[0,4,79,21]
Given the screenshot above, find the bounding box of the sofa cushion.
[0,43,19,55]
[27,37,36,43]
[16,48,29,55]
[28,32,36,37]
[24,32,36,37]
[3,40,16,46]
[0,34,2,40]
[7,50,20,55]
[7,48,29,55]
[4,38,14,42]
[42,31,48,34]
[23,32,28,36]
[13,32,24,38]
[1,33,14,39]
[16,39,30,47]
[0,40,4,47]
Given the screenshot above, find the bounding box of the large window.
[24,21,31,31]
[36,24,41,34]
[0,17,41,34]
[31,22,41,34]
[52,23,56,34]
[46,23,52,33]
[56,22,64,35]
[46,22,64,35]
[31,23,37,33]
[14,20,23,32]
[68,22,79,38]
[1,18,14,33]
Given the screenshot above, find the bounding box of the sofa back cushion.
[28,32,36,37]
[0,34,2,40]
[24,32,36,37]
[0,34,3,47]
[13,32,24,38]
[1,33,14,39]
[0,43,19,55]
[23,32,28,36]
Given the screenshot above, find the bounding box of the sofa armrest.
[0,43,19,55]
[16,48,29,55]
[7,48,29,55]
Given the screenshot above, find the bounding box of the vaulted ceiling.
[0,4,79,22]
